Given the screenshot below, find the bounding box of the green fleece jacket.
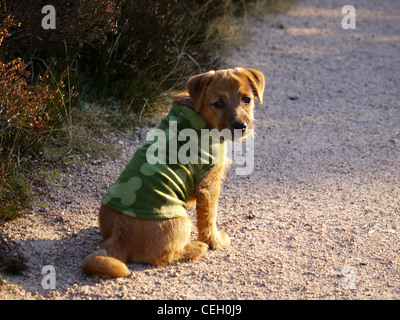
[102,103,226,219]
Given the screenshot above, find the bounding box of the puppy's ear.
[186,71,215,112]
[240,68,265,104]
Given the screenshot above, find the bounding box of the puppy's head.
[186,68,265,141]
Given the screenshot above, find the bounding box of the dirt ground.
[1,0,399,300]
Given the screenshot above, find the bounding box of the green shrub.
[76,0,242,109]
[0,16,56,162]
[0,14,56,224]
[0,169,32,225]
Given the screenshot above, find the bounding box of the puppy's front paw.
[204,231,231,250]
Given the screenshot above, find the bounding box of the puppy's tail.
[81,249,131,278]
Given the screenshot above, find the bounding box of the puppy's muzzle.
[233,121,247,132]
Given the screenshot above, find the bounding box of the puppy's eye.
[242,96,251,104]
[213,101,224,109]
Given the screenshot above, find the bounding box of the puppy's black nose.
[233,121,247,132]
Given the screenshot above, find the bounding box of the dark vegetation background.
[0,0,291,266]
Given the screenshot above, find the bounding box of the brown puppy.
[82,68,265,277]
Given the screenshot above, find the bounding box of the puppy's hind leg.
[146,217,208,266]
[153,241,208,266]
[180,241,208,262]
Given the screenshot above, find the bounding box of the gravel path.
[1,0,400,300]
